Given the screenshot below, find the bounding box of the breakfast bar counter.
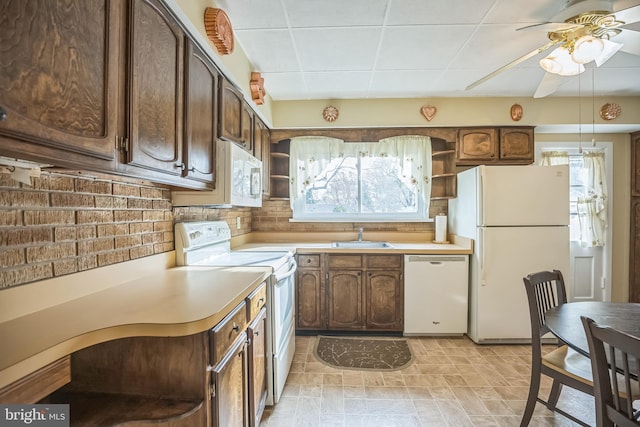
[0,265,271,391]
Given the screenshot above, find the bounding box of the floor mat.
[313,336,413,371]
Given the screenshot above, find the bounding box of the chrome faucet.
[357,227,363,242]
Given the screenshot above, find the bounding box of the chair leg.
[520,370,541,427]
[546,380,563,410]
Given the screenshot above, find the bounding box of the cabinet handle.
[254,330,260,336]
[232,323,240,332]
[175,162,186,171]
[0,106,6,122]
[306,259,311,263]
[258,297,265,304]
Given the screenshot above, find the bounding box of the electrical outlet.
[236,216,241,229]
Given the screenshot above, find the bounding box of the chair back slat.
[523,270,566,338]
[581,316,640,426]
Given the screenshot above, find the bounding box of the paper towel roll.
[435,214,447,243]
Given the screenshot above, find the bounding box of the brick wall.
[0,170,256,289]
[252,199,448,232]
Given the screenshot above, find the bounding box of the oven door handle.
[275,259,297,282]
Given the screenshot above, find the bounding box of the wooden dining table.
[544,301,640,358]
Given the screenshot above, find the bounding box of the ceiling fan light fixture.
[540,46,585,76]
[571,35,605,63]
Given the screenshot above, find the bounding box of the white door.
[535,142,612,303]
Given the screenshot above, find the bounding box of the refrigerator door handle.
[479,168,485,226]
[479,227,486,286]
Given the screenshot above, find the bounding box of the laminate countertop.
[0,265,271,390]
[231,232,473,255]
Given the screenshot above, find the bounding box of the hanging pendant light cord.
[578,71,582,154]
[592,66,596,147]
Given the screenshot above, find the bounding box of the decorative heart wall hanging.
[420,105,437,121]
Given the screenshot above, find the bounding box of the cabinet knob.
[175,163,186,171]
[232,323,240,332]
[0,106,7,122]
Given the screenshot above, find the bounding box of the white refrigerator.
[448,165,570,344]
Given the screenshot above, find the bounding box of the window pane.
[360,157,418,214]
[304,157,358,214]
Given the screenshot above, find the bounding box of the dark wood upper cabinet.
[219,78,255,152]
[124,0,184,177]
[219,78,244,144]
[253,116,270,195]
[457,127,534,165]
[183,39,219,188]
[629,131,640,303]
[0,0,120,170]
[499,127,534,162]
[457,128,498,163]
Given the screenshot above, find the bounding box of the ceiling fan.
[466,0,640,97]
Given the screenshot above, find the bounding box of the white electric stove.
[175,221,297,405]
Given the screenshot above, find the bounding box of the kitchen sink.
[331,241,394,249]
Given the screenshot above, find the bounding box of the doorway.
[536,141,613,302]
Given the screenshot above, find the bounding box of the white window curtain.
[578,151,607,247]
[539,150,569,166]
[539,149,607,247]
[289,135,432,211]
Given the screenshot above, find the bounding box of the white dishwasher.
[404,255,469,335]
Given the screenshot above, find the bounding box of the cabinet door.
[0,0,120,169]
[632,131,640,197]
[499,128,534,163]
[366,271,403,330]
[125,0,184,176]
[241,102,254,153]
[296,269,324,330]
[631,199,640,303]
[219,78,243,145]
[457,128,498,164]
[211,334,247,427]
[327,270,364,329]
[183,39,218,188]
[247,307,267,427]
[254,117,271,196]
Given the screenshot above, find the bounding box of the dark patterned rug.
[314,336,413,371]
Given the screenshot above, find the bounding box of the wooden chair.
[581,316,640,426]
[521,270,594,427]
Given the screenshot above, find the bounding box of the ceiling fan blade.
[465,40,561,91]
[610,4,640,25]
[615,29,640,56]
[516,22,583,32]
[533,72,570,98]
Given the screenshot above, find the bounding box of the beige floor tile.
[261,335,596,427]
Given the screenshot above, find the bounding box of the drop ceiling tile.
[216,0,288,29]
[304,71,372,99]
[370,70,444,97]
[386,0,495,25]
[293,28,382,71]
[483,0,564,24]
[234,29,299,72]
[282,0,388,28]
[260,72,307,100]
[377,26,475,70]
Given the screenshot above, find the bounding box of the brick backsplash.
[251,199,447,233]
[0,171,175,288]
[0,169,445,288]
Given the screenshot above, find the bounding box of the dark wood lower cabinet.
[296,253,404,332]
[211,334,247,427]
[247,307,268,427]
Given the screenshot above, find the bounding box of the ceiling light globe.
[540,56,562,74]
[572,35,605,64]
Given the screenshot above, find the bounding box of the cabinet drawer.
[0,356,70,403]
[328,255,362,268]
[298,254,320,268]
[366,255,402,269]
[246,282,267,322]
[210,302,247,365]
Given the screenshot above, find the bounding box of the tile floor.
[260,335,595,427]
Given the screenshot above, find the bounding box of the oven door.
[272,258,297,346]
